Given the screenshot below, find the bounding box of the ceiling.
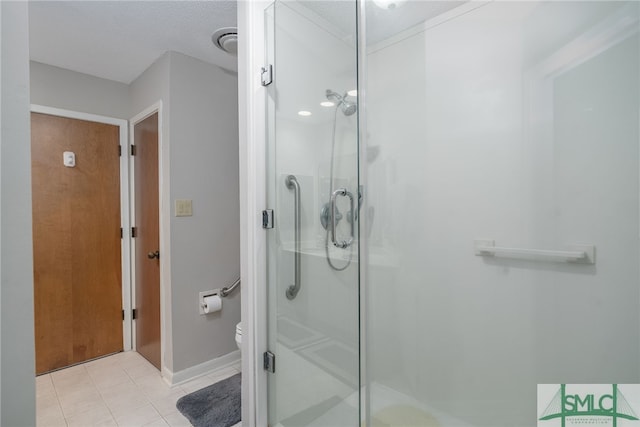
[29,1,238,84]
[28,1,465,86]
[305,0,465,45]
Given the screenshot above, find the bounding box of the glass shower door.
[265,1,360,426]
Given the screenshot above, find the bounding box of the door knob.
[147,251,160,260]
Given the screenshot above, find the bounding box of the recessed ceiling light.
[298,111,312,116]
[373,0,407,10]
[347,89,357,97]
[320,101,335,107]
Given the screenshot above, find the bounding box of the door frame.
[238,1,270,425]
[129,101,166,375]
[30,104,133,352]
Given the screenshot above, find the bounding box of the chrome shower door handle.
[331,188,355,249]
[285,175,301,300]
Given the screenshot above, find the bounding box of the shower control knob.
[321,202,342,230]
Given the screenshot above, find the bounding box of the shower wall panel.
[365,2,639,426]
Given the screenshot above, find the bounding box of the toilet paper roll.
[203,295,222,314]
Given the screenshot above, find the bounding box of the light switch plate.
[175,199,193,217]
[63,151,76,168]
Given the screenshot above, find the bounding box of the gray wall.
[129,54,170,119]
[1,2,36,425]
[30,61,129,119]
[168,52,240,371]
[32,51,242,377]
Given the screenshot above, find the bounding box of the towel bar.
[474,239,595,264]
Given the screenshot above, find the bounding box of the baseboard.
[162,350,240,386]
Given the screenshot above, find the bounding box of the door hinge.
[264,351,275,373]
[131,145,137,156]
[262,209,274,229]
[122,309,125,320]
[120,227,123,239]
[261,65,273,86]
[131,227,138,238]
[132,308,138,320]
[119,145,122,156]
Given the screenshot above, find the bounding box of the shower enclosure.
[256,1,640,425]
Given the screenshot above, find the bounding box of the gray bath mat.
[176,373,241,427]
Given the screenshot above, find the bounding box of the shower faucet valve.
[320,202,342,230]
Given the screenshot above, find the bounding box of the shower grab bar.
[285,175,301,300]
[330,188,355,249]
[474,239,595,264]
[220,277,240,297]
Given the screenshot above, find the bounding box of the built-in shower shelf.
[281,242,352,261]
[474,239,596,264]
[280,242,398,266]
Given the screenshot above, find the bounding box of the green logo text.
[539,384,639,427]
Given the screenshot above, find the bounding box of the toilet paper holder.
[199,289,221,315]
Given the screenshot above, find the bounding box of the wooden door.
[31,112,123,374]
[133,112,161,369]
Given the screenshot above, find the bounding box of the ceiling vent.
[211,27,238,55]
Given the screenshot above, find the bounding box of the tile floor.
[36,351,241,427]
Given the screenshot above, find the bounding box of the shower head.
[326,89,357,116]
[342,102,357,116]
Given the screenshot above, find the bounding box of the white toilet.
[235,322,242,354]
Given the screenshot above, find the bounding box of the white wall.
[1,2,36,425]
[30,61,129,119]
[365,2,639,426]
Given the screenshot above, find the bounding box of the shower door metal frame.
[356,2,369,426]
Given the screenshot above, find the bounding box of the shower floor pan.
[276,316,358,387]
